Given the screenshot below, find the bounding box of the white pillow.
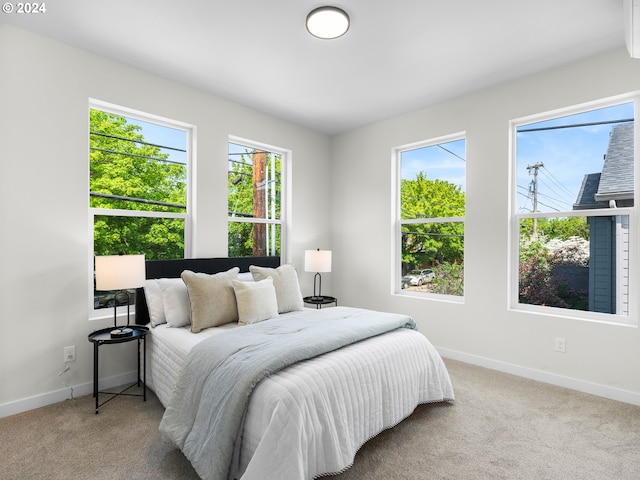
[181,268,240,332]
[157,278,191,328]
[237,271,255,282]
[249,264,304,313]
[232,278,279,325]
[143,279,166,327]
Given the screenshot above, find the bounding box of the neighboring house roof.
[574,173,602,209]
[596,122,634,202]
[574,122,634,210]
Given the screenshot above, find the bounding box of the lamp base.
[110,328,133,338]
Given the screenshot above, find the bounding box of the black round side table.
[303,295,338,309]
[88,325,149,414]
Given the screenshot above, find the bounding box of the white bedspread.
[146,309,454,480]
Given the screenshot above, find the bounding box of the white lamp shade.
[305,249,332,273]
[95,254,146,291]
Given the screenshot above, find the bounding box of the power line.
[534,197,561,212]
[535,187,570,211]
[91,146,185,166]
[437,144,465,162]
[90,192,186,210]
[517,118,633,133]
[517,184,562,212]
[90,131,186,153]
[538,167,576,204]
[520,163,582,213]
[536,177,574,210]
[517,185,534,211]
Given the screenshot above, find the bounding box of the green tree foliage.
[430,262,464,296]
[520,216,589,241]
[90,110,186,259]
[228,155,255,256]
[227,149,281,256]
[400,172,464,295]
[401,173,464,267]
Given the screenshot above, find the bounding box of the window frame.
[227,135,290,262]
[392,132,466,301]
[88,99,194,319]
[508,93,638,326]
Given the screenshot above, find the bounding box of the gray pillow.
[181,268,239,332]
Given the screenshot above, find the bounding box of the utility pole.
[527,162,544,236]
[253,150,266,255]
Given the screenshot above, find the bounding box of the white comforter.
[147,309,454,480]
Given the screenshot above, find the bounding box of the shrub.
[519,236,589,309]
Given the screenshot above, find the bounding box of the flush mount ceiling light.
[306,6,350,39]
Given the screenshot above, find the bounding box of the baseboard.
[4,350,639,418]
[438,347,640,406]
[0,370,138,419]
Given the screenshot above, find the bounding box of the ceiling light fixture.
[306,6,350,39]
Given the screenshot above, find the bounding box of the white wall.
[0,24,332,414]
[2,21,639,416]
[330,48,640,404]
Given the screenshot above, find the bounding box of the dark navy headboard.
[134,256,280,325]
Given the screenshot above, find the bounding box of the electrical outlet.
[64,345,76,362]
[554,337,566,353]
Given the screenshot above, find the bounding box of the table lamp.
[304,249,332,300]
[95,254,146,338]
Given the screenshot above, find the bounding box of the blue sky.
[128,118,188,164]
[516,102,634,213]
[130,102,633,210]
[400,102,633,213]
[401,138,466,191]
[228,141,256,160]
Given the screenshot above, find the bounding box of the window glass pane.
[401,222,464,295]
[400,139,465,220]
[518,215,629,315]
[516,103,634,214]
[515,100,634,320]
[90,105,190,315]
[228,221,280,257]
[90,109,187,213]
[93,215,185,260]
[228,143,281,220]
[398,137,465,297]
[93,215,185,311]
[228,140,283,258]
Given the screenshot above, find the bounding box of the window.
[228,138,286,258]
[511,96,636,323]
[89,101,191,313]
[395,134,466,297]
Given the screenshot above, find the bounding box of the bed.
[135,256,454,480]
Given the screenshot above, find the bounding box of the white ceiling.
[1,0,626,135]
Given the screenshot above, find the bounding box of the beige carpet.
[2,359,640,479]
